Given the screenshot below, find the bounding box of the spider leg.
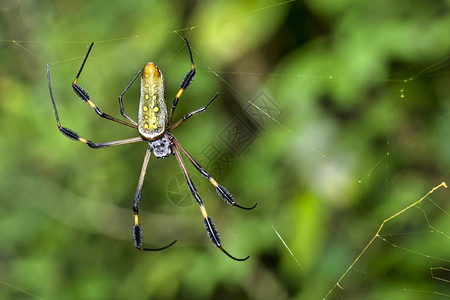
[70,43,137,129]
[172,144,249,261]
[168,37,196,125]
[47,64,143,148]
[119,69,142,126]
[169,93,219,130]
[171,137,257,210]
[133,146,177,251]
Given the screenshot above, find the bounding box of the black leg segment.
[169,93,219,130]
[119,69,142,126]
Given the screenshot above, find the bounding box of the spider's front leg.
[70,42,136,129]
[168,37,196,125]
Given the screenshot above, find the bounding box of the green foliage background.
[0,0,449,299]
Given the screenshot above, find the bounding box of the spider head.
[150,135,171,158]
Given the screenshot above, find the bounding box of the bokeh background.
[1,0,449,299]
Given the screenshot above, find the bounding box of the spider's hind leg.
[172,144,250,261]
[171,137,257,210]
[132,146,177,251]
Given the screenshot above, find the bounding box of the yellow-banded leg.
[172,137,257,210]
[172,144,249,261]
[70,42,137,129]
[132,146,177,251]
[47,64,143,148]
[168,37,196,125]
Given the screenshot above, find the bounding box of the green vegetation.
[0,0,448,299]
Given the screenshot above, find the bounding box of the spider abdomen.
[138,63,167,140]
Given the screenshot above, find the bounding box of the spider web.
[0,0,449,299]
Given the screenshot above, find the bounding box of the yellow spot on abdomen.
[153,107,159,112]
[143,105,148,112]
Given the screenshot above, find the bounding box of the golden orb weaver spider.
[46,38,257,261]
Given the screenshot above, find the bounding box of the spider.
[46,38,257,261]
